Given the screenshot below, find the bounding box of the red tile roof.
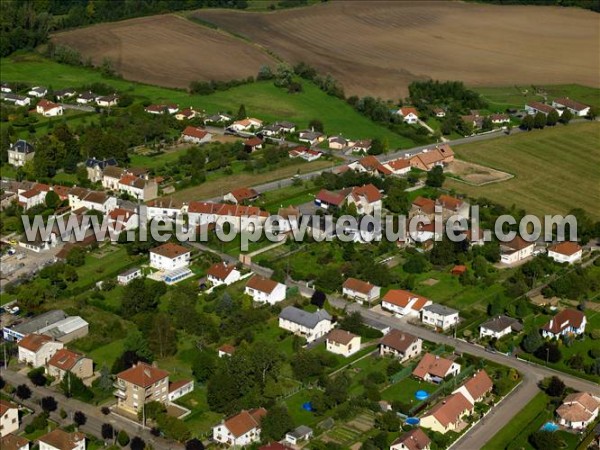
[549,241,582,256]
[316,189,348,207]
[260,443,292,450]
[246,275,279,294]
[343,277,376,295]
[37,99,61,112]
[218,344,236,355]
[39,429,85,450]
[358,156,393,175]
[182,126,209,140]
[327,329,359,346]
[150,242,189,259]
[461,370,493,402]
[542,308,585,335]
[244,137,263,147]
[382,289,430,311]
[504,235,534,251]
[412,196,436,215]
[228,187,259,202]
[386,158,411,171]
[425,392,472,427]
[390,428,431,450]
[527,101,555,114]
[117,362,169,387]
[223,408,267,438]
[413,353,456,380]
[207,262,236,281]
[168,379,193,393]
[18,334,53,352]
[380,329,419,353]
[0,434,30,450]
[437,194,463,211]
[553,97,589,112]
[399,107,419,116]
[0,399,18,416]
[351,184,381,203]
[48,348,84,371]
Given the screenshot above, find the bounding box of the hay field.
[445,122,600,220]
[51,14,276,89]
[195,1,600,98]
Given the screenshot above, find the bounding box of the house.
[350,156,393,177]
[17,334,64,368]
[8,140,34,167]
[2,93,30,106]
[342,278,381,304]
[68,188,117,213]
[490,113,510,124]
[378,329,422,362]
[284,426,313,446]
[206,262,241,287]
[556,392,600,430]
[383,158,412,176]
[298,130,325,146]
[28,86,47,98]
[230,118,263,132]
[114,362,170,414]
[96,94,119,107]
[326,329,361,357]
[218,344,236,358]
[552,97,590,117]
[212,408,267,447]
[117,267,142,285]
[146,197,183,222]
[396,107,419,124]
[108,208,138,233]
[409,145,454,171]
[347,184,382,215]
[244,137,263,152]
[314,189,349,210]
[118,174,158,201]
[432,108,446,118]
[85,157,118,182]
[275,206,301,233]
[390,428,431,450]
[349,140,372,154]
[168,379,194,402]
[452,369,493,404]
[547,241,582,264]
[53,88,76,101]
[500,236,535,264]
[224,187,259,204]
[525,101,556,116]
[186,201,268,231]
[276,121,296,133]
[204,113,233,124]
[149,243,190,271]
[145,104,178,115]
[436,195,470,221]
[541,308,586,339]
[288,146,322,161]
[175,108,197,121]
[451,265,467,277]
[17,183,49,210]
[0,400,19,437]
[181,126,212,145]
[0,83,11,93]
[410,196,436,220]
[261,123,283,136]
[36,99,63,117]
[245,275,286,305]
[101,166,125,190]
[412,353,461,383]
[0,434,29,450]
[46,348,93,381]
[328,135,353,150]
[382,290,432,318]
[479,315,523,339]
[420,392,473,434]
[76,91,96,104]
[279,306,333,343]
[38,430,85,450]
[421,304,459,331]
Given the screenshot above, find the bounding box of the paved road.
[0,369,183,450]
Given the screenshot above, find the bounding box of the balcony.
[114,389,127,399]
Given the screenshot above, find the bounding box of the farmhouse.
[149,243,190,271]
[36,99,63,117]
[500,236,535,264]
[541,308,586,339]
[212,408,267,447]
[8,140,34,167]
[0,399,19,437]
[342,278,380,304]
[413,353,461,383]
[278,306,333,343]
[28,86,47,98]
[421,304,460,331]
[551,97,590,117]
[390,428,431,450]
[38,429,85,450]
[207,262,241,287]
[547,241,582,264]
[410,196,436,220]
[326,329,361,357]
[181,126,212,145]
[186,201,268,231]
[381,290,431,318]
[378,329,422,362]
[395,107,419,124]
[420,392,473,434]
[525,101,556,116]
[47,348,93,381]
[556,392,600,430]
[17,334,64,368]
[224,187,259,204]
[2,93,30,106]
[244,275,286,305]
[114,362,170,414]
[452,369,493,404]
[479,315,523,339]
[347,184,382,215]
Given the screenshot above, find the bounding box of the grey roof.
[85,157,118,169]
[119,267,141,277]
[3,93,28,102]
[287,425,313,439]
[11,310,67,335]
[279,306,332,329]
[276,121,296,129]
[263,124,282,132]
[78,91,96,100]
[480,315,521,333]
[423,303,459,317]
[299,131,323,140]
[30,86,47,93]
[39,316,88,339]
[11,140,34,154]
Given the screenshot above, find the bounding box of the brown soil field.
[446,159,513,186]
[195,1,600,98]
[51,15,277,89]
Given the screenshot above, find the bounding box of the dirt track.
[195,1,600,98]
[52,14,277,89]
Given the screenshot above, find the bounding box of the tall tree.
[148,313,177,358]
[261,406,294,441]
[236,104,247,120]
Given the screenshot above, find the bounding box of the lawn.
[284,388,324,428]
[1,53,412,148]
[380,377,430,405]
[86,338,125,369]
[69,246,138,290]
[175,387,223,437]
[445,122,600,220]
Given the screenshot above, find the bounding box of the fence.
[388,364,414,384]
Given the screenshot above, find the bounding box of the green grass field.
[1,53,411,148]
[446,122,600,220]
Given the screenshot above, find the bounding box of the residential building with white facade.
[279,307,333,343]
[245,275,286,305]
[17,334,64,368]
[212,408,267,447]
[149,243,190,271]
[421,304,459,331]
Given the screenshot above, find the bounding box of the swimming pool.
[541,421,559,432]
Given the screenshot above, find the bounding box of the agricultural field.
[446,122,600,220]
[194,1,599,98]
[51,14,276,89]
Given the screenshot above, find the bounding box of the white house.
[551,97,590,117]
[479,315,523,339]
[525,101,556,116]
[379,329,422,362]
[396,107,419,124]
[146,198,183,222]
[108,208,138,234]
[326,329,361,357]
[390,429,431,450]
[36,99,63,117]
[556,392,600,430]
[500,236,535,264]
[451,369,493,405]
[347,184,382,215]
[541,309,586,339]
[3,93,30,106]
[8,140,34,167]
[224,187,259,204]
[383,158,411,176]
[421,304,460,331]
[284,426,313,446]
[207,262,241,287]
[547,241,582,264]
[168,379,194,402]
[38,429,85,450]
[149,243,190,271]
[0,433,29,449]
[96,94,118,107]
[328,135,353,150]
[412,353,461,383]
[0,399,19,437]
[342,278,380,304]
[218,344,235,358]
[212,408,267,447]
[245,275,286,305]
[279,306,333,343]
[288,146,322,161]
[298,130,324,146]
[117,267,142,285]
[381,290,432,318]
[77,91,96,104]
[181,126,213,145]
[230,117,263,132]
[17,334,64,368]
[28,86,47,98]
